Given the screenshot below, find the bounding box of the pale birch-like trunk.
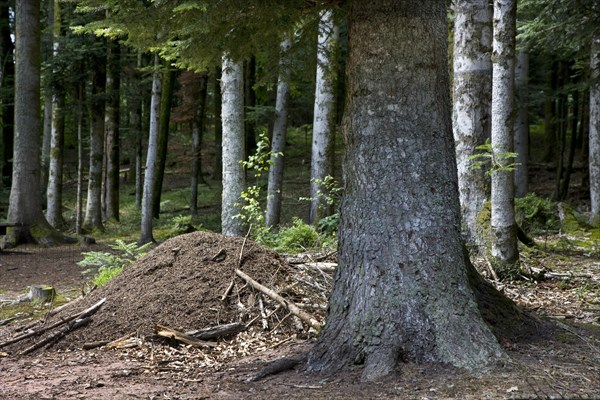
[46,2,64,228]
[308,0,503,380]
[589,36,600,225]
[452,0,492,250]
[265,37,292,228]
[5,0,54,246]
[514,50,529,198]
[309,10,339,225]
[140,54,162,244]
[82,53,106,232]
[490,0,519,267]
[220,55,245,236]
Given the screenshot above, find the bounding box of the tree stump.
[28,285,56,303]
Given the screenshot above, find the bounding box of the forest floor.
[0,230,599,400]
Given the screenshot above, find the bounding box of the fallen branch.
[234,269,322,333]
[186,322,245,340]
[20,316,91,355]
[155,325,217,348]
[82,340,110,350]
[106,332,139,349]
[0,298,106,349]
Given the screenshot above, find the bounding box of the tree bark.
[221,55,245,236]
[132,51,144,210]
[244,56,257,158]
[309,10,339,225]
[452,0,493,250]
[490,0,519,268]
[266,37,292,228]
[514,50,529,198]
[40,0,54,202]
[213,69,223,180]
[589,35,600,225]
[140,54,162,244]
[307,0,504,381]
[104,41,121,222]
[4,0,56,246]
[76,80,85,235]
[152,68,176,219]
[83,46,106,232]
[46,2,64,228]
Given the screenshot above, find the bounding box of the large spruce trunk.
[452,0,493,250]
[307,0,503,380]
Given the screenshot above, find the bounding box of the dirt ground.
[1,234,599,399]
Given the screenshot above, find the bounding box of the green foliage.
[300,175,342,208]
[468,139,520,175]
[241,131,281,177]
[168,214,197,237]
[271,218,319,253]
[79,240,152,287]
[317,212,340,235]
[515,193,560,234]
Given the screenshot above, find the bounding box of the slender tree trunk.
[554,62,568,200]
[220,55,245,236]
[152,68,176,219]
[309,10,339,225]
[452,0,493,248]
[140,54,162,244]
[589,35,600,225]
[213,69,223,180]
[543,63,558,162]
[0,1,14,185]
[76,81,85,235]
[40,0,53,202]
[514,50,529,198]
[83,48,106,232]
[490,0,519,270]
[46,2,64,228]
[308,0,503,380]
[191,73,208,215]
[5,0,55,246]
[560,89,579,200]
[265,37,292,228]
[104,41,121,221]
[132,51,144,210]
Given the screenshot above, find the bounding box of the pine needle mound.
[50,231,301,348]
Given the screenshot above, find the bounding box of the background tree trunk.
[220,55,245,236]
[40,0,54,203]
[76,80,85,235]
[140,54,162,244]
[490,0,519,269]
[309,10,339,225]
[307,0,503,381]
[83,47,106,232]
[152,68,176,219]
[589,35,600,225]
[514,50,529,198]
[213,69,223,180]
[190,73,209,215]
[104,41,121,222]
[265,37,292,228]
[244,56,257,158]
[5,0,55,246]
[452,0,493,250]
[0,1,14,185]
[46,2,64,228]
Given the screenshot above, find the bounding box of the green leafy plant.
[169,214,196,236]
[272,218,319,253]
[469,139,520,175]
[515,193,560,234]
[79,240,153,287]
[317,212,340,235]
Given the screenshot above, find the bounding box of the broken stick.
[0,298,106,349]
[20,317,92,355]
[154,325,217,348]
[234,269,322,333]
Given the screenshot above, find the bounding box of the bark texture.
[452,0,493,250]
[514,50,529,198]
[191,73,209,215]
[309,10,339,225]
[265,37,292,228]
[5,0,55,245]
[589,36,600,225]
[140,55,161,244]
[46,2,64,228]
[307,0,503,381]
[490,0,519,266]
[104,41,121,222]
[83,52,106,232]
[220,55,245,236]
[0,1,14,184]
